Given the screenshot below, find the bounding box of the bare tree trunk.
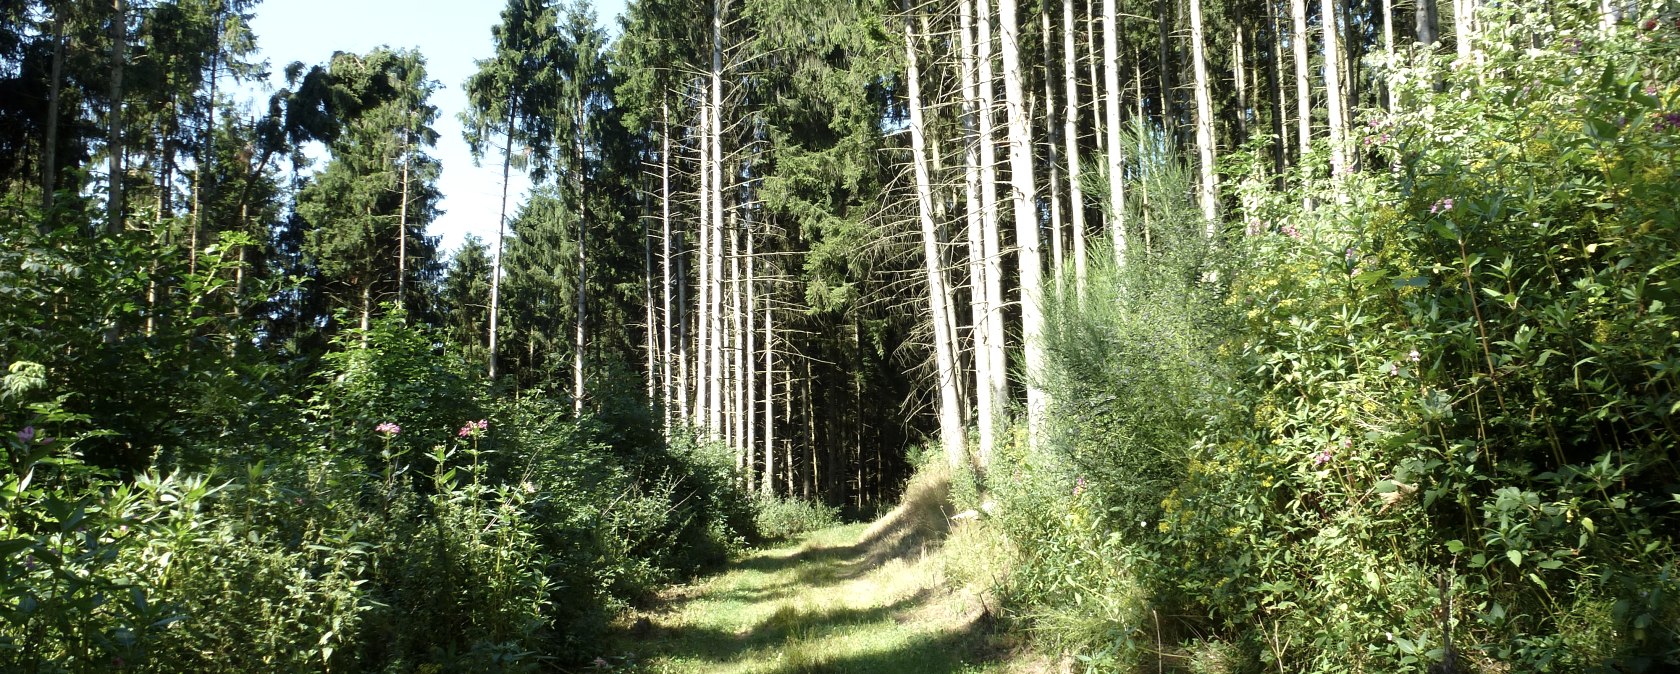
[697,81,712,434]
[645,182,657,406]
[107,0,126,235]
[1291,0,1312,163]
[1382,0,1394,109]
[1418,0,1438,45]
[661,102,675,433]
[1001,0,1047,449]
[959,0,992,464]
[398,124,411,303]
[1103,0,1127,266]
[1064,0,1089,297]
[573,101,589,415]
[977,0,1007,469]
[1269,0,1289,179]
[708,3,726,441]
[1234,6,1249,142]
[1086,0,1103,158]
[746,211,758,491]
[1190,0,1219,227]
[906,0,966,468]
[1041,9,1065,299]
[1322,0,1348,178]
[732,215,745,485]
[762,293,775,494]
[489,101,515,380]
[41,8,65,221]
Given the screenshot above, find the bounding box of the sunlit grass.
[609,468,1035,674]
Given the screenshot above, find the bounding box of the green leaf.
[1445,539,1466,554]
[1507,550,1523,567]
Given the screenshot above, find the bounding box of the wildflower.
[1281,225,1300,238]
[1345,247,1358,261]
[592,657,611,669]
[1341,438,1353,450]
[1655,112,1680,132]
[16,426,34,443]
[1073,476,1087,497]
[1645,18,1658,31]
[1314,450,1334,467]
[1429,197,1454,214]
[1387,362,1401,376]
[477,419,489,431]
[375,422,401,436]
[1408,348,1421,363]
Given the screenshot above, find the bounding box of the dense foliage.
[985,7,1680,672]
[0,231,754,670]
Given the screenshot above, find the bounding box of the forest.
[1,0,1677,671]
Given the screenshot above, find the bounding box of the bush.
[753,494,842,540]
[991,8,1680,672]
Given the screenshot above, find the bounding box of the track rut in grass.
[602,475,1038,674]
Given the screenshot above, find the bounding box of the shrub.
[753,494,843,540]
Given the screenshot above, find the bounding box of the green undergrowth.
[975,7,1680,674]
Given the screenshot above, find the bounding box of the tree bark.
[1001,0,1047,449]
[708,1,726,441]
[959,0,993,465]
[489,99,515,380]
[1103,0,1127,266]
[1041,9,1064,300]
[1322,0,1348,178]
[1190,0,1219,227]
[905,0,966,469]
[1064,0,1088,296]
[41,8,65,221]
[1291,0,1312,164]
[662,102,675,432]
[977,0,1007,469]
[107,0,126,235]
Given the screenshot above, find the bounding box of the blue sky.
[244,0,630,256]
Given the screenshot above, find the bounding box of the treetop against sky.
[244,0,628,255]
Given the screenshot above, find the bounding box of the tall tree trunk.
[1454,0,1472,61]
[1086,0,1103,158]
[732,215,745,484]
[1041,9,1065,299]
[1269,0,1289,180]
[1291,0,1312,164]
[645,179,657,406]
[677,230,690,425]
[398,125,411,303]
[1064,0,1089,296]
[697,81,713,434]
[1234,5,1249,142]
[107,0,126,235]
[977,0,1007,469]
[573,103,589,415]
[662,102,676,433]
[746,210,758,491]
[1190,0,1219,227]
[41,8,65,221]
[1001,0,1047,449]
[762,293,775,494]
[489,100,515,380]
[905,0,966,469]
[1418,0,1438,45]
[959,0,993,464]
[1103,0,1127,266]
[708,2,726,441]
[1322,0,1348,178]
[1382,0,1394,109]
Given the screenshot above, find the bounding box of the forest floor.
[603,475,1053,674]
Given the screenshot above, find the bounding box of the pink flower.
[375,422,401,436]
[459,419,490,437]
[1314,450,1335,466]
[1429,198,1455,214]
[1408,349,1421,363]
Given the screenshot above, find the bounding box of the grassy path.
[607,490,1024,674]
